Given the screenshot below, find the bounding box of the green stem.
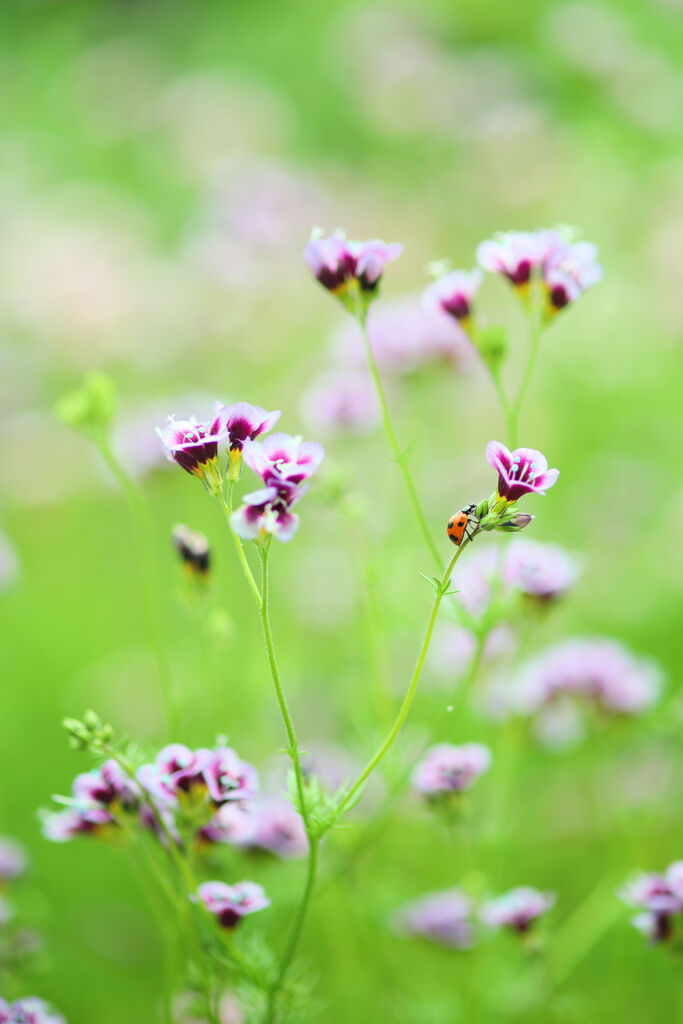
[262,837,320,1024]
[258,542,309,832]
[336,539,471,817]
[218,482,262,608]
[358,314,441,570]
[97,435,178,733]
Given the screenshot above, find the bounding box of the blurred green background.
[1,0,682,1021]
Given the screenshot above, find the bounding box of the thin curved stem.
[358,315,441,570]
[218,483,262,608]
[262,837,319,1024]
[336,539,471,817]
[258,543,309,831]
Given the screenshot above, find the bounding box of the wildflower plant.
[41,220,670,1023]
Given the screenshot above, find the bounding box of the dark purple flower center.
[441,294,470,320]
[507,259,532,286]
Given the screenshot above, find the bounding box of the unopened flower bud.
[55,372,116,438]
[497,512,534,533]
[475,326,508,370]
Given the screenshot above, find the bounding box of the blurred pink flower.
[304,228,402,305]
[412,742,491,796]
[0,998,65,1023]
[299,369,380,437]
[395,888,474,948]
[0,836,27,882]
[196,880,270,929]
[332,295,473,375]
[423,269,482,323]
[503,538,578,600]
[247,797,308,859]
[513,638,661,716]
[480,886,555,932]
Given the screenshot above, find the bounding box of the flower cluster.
[43,744,258,846]
[396,884,555,948]
[196,880,270,930]
[0,998,65,1024]
[621,862,683,944]
[158,401,281,491]
[304,229,402,314]
[477,228,603,316]
[511,638,661,718]
[42,759,137,842]
[421,227,602,333]
[230,433,324,543]
[412,743,491,798]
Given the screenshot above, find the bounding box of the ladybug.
[447,503,479,546]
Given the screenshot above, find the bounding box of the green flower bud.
[55,372,116,437]
[475,326,508,371]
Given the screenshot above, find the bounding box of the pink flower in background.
[332,295,473,375]
[513,638,661,716]
[477,231,541,286]
[412,743,492,796]
[201,804,256,846]
[153,744,213,798]
[539,230,603,313]
[0,530,20,591]
[395,889,474,949]
[42,806,115,843]
[304,228,402,299]
[0,836,27,882]
[197,880,270,929]
[504,538,578,600]
[72,760,140,810]
[422,269,482,323]
[247,797,308,859]
[621,866,683,944]
[486,441,560,502]
[0,997,65,1023]
[480,886,555,932]
[300,369,380,437]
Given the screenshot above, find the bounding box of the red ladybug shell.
[447,512,469,546]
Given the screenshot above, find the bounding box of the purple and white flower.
[304,228,402,307]
[486,441,559,502]
[621,865,683,944]
[538,230,603,314]
[0,836,27,882]
[423,269,482,324]
[196,880,270,929]
[395,889,474,949]
[0,998,65,1023]
[201,804,256,846]
[42,806,115,843]
[231,433,324,543]
[203,747,259,805]
[477,231,541,287]
[158,411,227,482]
[412,743,492,797]
[214,402,281,454]
[480,886,556,932]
